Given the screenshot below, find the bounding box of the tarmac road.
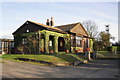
[1,59,119,78]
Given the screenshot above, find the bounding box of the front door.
[58,37,65,51]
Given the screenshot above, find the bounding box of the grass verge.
[97,51,120,59]
[1,53,85,65]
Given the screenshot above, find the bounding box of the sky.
[0,1,119,43]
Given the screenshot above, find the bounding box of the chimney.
[50,17,54,27]
[46,19,49,26]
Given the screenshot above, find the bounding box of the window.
[76,36,82,47]
[22,38,27,45]
[49,40,52,46]
[71,35,75,47]
[4,41,8,48]
[26,22,28,24]
[10,42,14,48]
[26,30,29,32]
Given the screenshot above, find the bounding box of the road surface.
[0,59,119,78]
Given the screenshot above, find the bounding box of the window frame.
[76,36,82,47]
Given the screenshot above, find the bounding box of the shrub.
[106,47,112,51]
[117,46,120,51]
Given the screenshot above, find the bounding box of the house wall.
[13,30,70,54]
[13,29,93,54]
[70,37,89,53]
[70,24,88,36]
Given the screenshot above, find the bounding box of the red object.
[40,49,44,52]
[86,48,90,51]
[49,50,53,54]
[75,50,78,52]
[65,50,69,53]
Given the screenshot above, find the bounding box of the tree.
[93,40,102,50]
[99,31,111,48]
[82,20,99,38]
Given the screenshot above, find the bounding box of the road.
[0,59,119,78]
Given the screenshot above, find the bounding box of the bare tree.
[82,20,99,38]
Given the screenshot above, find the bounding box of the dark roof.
[28,20,67,34]
[13,20,66,35]
[55,22,79,32]
[56,22,88,36]
[13,20,89,37]
[28,20,63,32]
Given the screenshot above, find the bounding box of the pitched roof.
[56,22,88,36]
[55,22,79,32]
[28,20,63,32]
[13,20,66,35]
[13,20,89,37]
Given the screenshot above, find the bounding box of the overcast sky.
[0,1,119,43]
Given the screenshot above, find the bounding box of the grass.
[0,61,5,63]
[97,51,120,59]
[97,51,111,53]
[1,53,85,65]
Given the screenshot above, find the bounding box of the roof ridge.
[55,22,80,27]
[27,20,51,27]
[27,20,64,32]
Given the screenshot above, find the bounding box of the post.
[85,38,92,60]
[2,41,4,54]
[45,33,49,54]
[8,40,10,54]
[38,32,41,54]
[93,50,97,59]
[54,36,58,53]
[85,48,91,60]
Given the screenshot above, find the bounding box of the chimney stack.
[46,19,49,26]
[50,17,54,27]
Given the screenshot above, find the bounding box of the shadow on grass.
[14,58,54,66]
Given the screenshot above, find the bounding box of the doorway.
[58,37,65,52]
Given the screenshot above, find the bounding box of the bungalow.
[13,17,93,54]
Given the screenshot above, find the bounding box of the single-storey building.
[13,17,93,54]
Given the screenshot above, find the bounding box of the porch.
[39,30,69,54]
[15,30,70,54]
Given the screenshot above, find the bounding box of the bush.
[102,47,112,51]
[112,46,118,51]
[117,46,120,51]
[106,47,112,51]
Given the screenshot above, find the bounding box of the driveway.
[0,59,119,78]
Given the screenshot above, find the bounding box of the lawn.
[1,53,85,65]
[97,51,120,59]
[97,51,111,53]
[0,61,5,63]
